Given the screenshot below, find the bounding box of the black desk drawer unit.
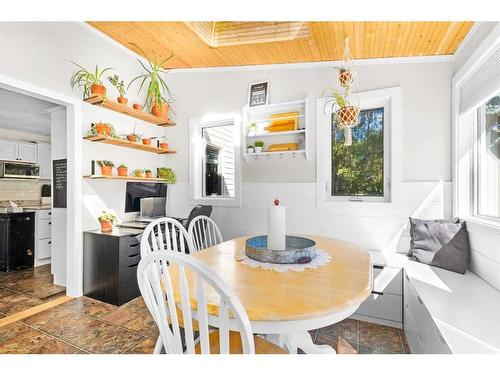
[83,229,143,305]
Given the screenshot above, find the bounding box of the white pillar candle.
[267,199,286,250]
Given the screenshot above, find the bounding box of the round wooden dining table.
[183,235,373,354]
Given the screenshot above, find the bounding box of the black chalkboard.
[248,81,269,107]
[53,159,67,208]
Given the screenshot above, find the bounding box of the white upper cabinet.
[17,142,37,163]
[37,143,51,180]
[0,140,19,161]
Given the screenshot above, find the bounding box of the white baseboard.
[351,313,403,329]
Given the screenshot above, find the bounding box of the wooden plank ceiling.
[87,21,474,69]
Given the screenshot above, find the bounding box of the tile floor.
[0,266,410,354]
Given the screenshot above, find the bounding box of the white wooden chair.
[140,217,195,257]
[137,251,286,354]
[187,215,223,252]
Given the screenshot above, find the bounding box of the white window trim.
[189,112,242,207]
[316,86,402,211]
[452,24,500,228]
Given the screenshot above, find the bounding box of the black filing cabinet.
[83,228,143,305]
[0,212,35,272]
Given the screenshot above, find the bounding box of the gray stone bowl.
[245,235,317,264]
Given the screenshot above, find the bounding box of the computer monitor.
[124,182,167,213]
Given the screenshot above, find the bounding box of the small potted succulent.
[70,62,113,98]
[144,169,153,178]
[107,74,128,104]
[117,163,128,177]
[142,137,152,145]
[97,211,116,233]
[247,145,255,154]
[157,167,176,184]
[97,160,114,176]
[159,136,168,150]
[254,141,264,153]
[127,126,141,143]
[132,169,144,178]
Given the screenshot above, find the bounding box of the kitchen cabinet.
[37,143,51,179]
[34,209,52,266]
[0,139,37,163]
[0,140,19,161]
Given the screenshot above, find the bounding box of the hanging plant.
[337,67,354,88]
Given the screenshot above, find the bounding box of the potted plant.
[133,103,142,111]
[70,62,113,98]
[157,167,176,184]
[331,93,359,127]
[108,74,128,104]
[117,164,128,177]
[96,160,114,176]
[97,211,116,233]
[144,169,153,178]
[126,126,141,143]
[88,122,116,138]
[337,67,354,87]
[128,43,175,119]
[246,122,258,136]
[159,136,168,150]
[254,141,264,153]
[132,169,144,178]
[142,137,152,145]
[247,145,255,154]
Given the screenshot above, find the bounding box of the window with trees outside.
[477,94,500,218]
[331,107,386,200]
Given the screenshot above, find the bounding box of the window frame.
[189,112,242,207]
[316,86,402,210]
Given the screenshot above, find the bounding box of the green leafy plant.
[128,43,174,111]
[118,163,127,169]
[97,211,116,223]
[246,122,258,135]
[254,141,264,148]
[70,62,113,98]
[144,169,152,173]
[132,169,144,177]
[107,74,126,96]
[96,160,114,167]
[157,167,176,184]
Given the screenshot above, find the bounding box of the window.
[189,113,241,207]
[316,86,401,208]
[476,94,500,218]
[332,107,385,198]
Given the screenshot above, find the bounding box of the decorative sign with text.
[53,159,67,208]
[248,81,269,107]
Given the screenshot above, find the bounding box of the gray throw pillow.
[408,218,470,274]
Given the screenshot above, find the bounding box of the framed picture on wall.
[248,81,269,107]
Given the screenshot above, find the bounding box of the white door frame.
[0,73,83,297]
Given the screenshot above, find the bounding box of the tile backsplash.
[0,180,47,201]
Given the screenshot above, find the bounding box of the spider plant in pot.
[70,62,113,98]
[97,211,116,233]
[132,169,144,178]
[117,163,128,177]
[96,160,114,176]
[144,169,153,178]
[128,43,175,119]
[126,126,142,143]
[254,141,264,153]
[108,74,128,104]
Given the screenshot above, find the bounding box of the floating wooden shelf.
[83,135,176,154]
[84,175,167,182]
[83,94,176,127]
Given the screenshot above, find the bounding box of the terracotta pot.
[133,103,142,111]
[127,134,138,142]
[339,70,353,87]
[100,165,113,176]
[142,138,151,145]
[145,171,153,178]
[151,103,170,119]
[117,96,128,104]
[117,167,128,176]
[159,142,168,150]
[99,219,113,233]
[91,84,106,96]
[336,106,359,126]
[95,123,110,136]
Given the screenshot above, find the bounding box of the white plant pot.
[255,147,263,153]
[247,148,254,154]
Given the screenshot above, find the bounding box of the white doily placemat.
[237,249,332,272]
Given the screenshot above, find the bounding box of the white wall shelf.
[242,98,309,161]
